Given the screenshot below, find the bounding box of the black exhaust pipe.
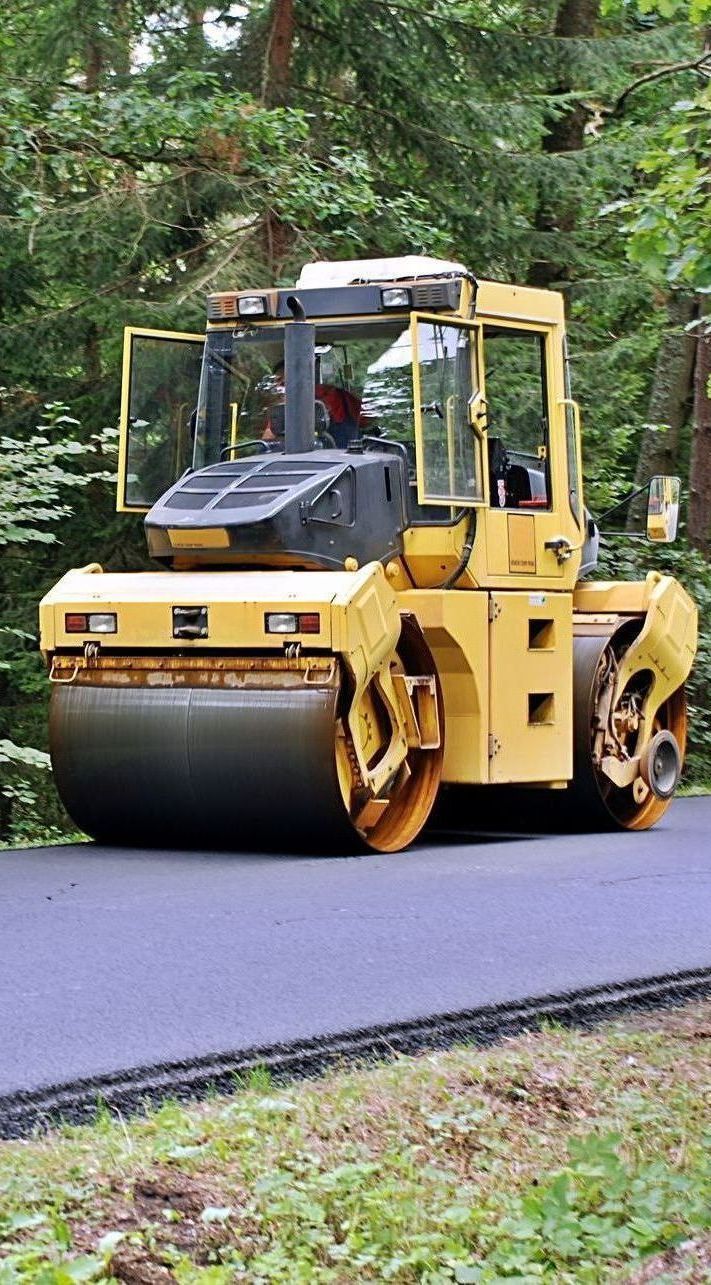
[284,295,315,454]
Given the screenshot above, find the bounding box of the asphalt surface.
[1,796,710,1099]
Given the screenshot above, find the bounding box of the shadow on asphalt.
[15,830,539,864]
[422,828,544,847]
[5,783,624,865]
[426,784,607,841]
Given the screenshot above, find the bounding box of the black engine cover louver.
[145,448,411,569]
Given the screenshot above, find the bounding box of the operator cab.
[116,256,590,585]
[117,258,480,526]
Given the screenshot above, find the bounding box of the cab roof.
[295,256,469,288]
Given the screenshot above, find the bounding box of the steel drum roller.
[50,683,356,848]
[570,627,687,830]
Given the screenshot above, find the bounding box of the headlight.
[237,295,268,317]
[381,287,411,309]
[265,612,298,633]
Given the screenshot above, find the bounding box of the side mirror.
[647,475,680,543]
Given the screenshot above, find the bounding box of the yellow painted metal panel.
[475,279,565,325]
[403,510,581,593]
[402,517,476,588]
[610,573,697,720]
[168,528,230,550]
[39,566,349,652]
[330,563,400,666]
[507,513,536,574]
[486,510,568,582]
[573,580,651,614]
[39,561,403,665]
[397,588,489,783]
[488,590,573,783]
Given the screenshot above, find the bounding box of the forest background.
[1,0,710,843]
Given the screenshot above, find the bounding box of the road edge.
[3,964,710,1139]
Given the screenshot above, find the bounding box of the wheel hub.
[640,731,682,800]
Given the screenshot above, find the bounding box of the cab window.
[413,319,484,509]
[483,326,550,510]
[193,321,465,523]
[121,332,204,508]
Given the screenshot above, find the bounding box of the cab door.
[479,321,571,581]
[117,328,204,512]
[411,313,488,511]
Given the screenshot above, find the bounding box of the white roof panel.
[295,256,467,289]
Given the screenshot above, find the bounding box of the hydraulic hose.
[440,509,477,589]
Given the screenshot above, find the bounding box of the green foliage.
[0,404,106,544]
[622,87,711,289]
[475,1131,711,1277]
[637,0,711,18]
[0,402,116,842]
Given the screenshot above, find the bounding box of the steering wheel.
[219,439,270,459]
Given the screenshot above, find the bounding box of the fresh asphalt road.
[1,797,710,1098]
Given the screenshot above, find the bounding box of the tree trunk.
[83,322,102,388]
[629,294,696,517]
[262,0,294,108]
[261,0,296,280]
[528,0,600,290]
[85,39,103,91]
[185,3,207,60]
[112,0,133,77]
[688,313,711,555]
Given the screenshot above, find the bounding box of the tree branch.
[612,49,711,117]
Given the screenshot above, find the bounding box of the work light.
[237,295,268,317]
[381,287,411,308]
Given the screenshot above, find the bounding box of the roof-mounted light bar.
[207,290,277,322]
[207,277,464,324]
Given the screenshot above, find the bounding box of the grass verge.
[1,1002,710,1283]
[0,834,87,852]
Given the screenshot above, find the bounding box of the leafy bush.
[0,404,116,845]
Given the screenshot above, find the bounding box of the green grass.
[0,833,87,851]
[1,1003,710,1283]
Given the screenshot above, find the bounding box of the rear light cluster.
[65,613,117,634]
[265,612,320,634]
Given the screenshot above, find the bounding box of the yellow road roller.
[39,257,698,850]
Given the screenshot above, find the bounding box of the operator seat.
[488,436,533,509]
